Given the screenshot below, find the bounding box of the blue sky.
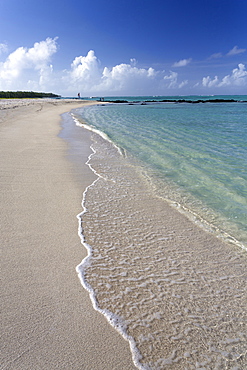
[0,0,246,96]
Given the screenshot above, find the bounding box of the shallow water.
[62,99,247,369]
[73,130,247,369]
[75,99,247,248]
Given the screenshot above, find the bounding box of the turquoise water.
[75,96,247,248]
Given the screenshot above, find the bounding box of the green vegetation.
[0,91,60,99]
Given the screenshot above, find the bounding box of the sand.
[0,99,136,369]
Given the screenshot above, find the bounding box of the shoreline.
[75,127,247,368]
[1,99,136,369]
[72,109,247,252]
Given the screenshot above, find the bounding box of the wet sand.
[0,99,136,369]
[77,133,247,369]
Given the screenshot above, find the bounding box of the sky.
[0,0,246,96]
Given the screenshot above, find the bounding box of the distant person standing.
[78,93,80,99]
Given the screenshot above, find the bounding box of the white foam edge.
[71,112,125,157]
[75,144,147,370]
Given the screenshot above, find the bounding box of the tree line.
[0,91,60,99]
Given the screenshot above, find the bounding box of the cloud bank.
[0,38,246,95]
[65,50,164,94]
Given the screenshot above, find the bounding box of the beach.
[0,99,136,369]
[1,98,246,369]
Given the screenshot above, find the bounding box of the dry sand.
[0,99,136,369]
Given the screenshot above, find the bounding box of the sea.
[63,96,247,369]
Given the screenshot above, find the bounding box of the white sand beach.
[0,99,136,369]
[1,98,246,370]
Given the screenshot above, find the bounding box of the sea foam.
[75,132,145,369]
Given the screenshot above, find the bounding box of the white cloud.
[2,41,185,94]
[64,52,159,94]
[101,63,156,87]
[218,63,247,86]
[64,53,191,94]
[227,46,246,56]
[162,71,187,90]
[101,63,157,92]
[0,43,8,55]
[173,58,192,67]
[202,64,247,88]
[163,71,178,88]
[202,75,219,87]
[39,64,54,88]
[0,37,57,89]
[2,37,246,95]
[69,50,102,84]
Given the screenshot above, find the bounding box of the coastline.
[0,99,136,369]
[74,128,247,368]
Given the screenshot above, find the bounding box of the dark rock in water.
[105,98,243,104]
[150,98,240,104]
[110,100,129,103]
